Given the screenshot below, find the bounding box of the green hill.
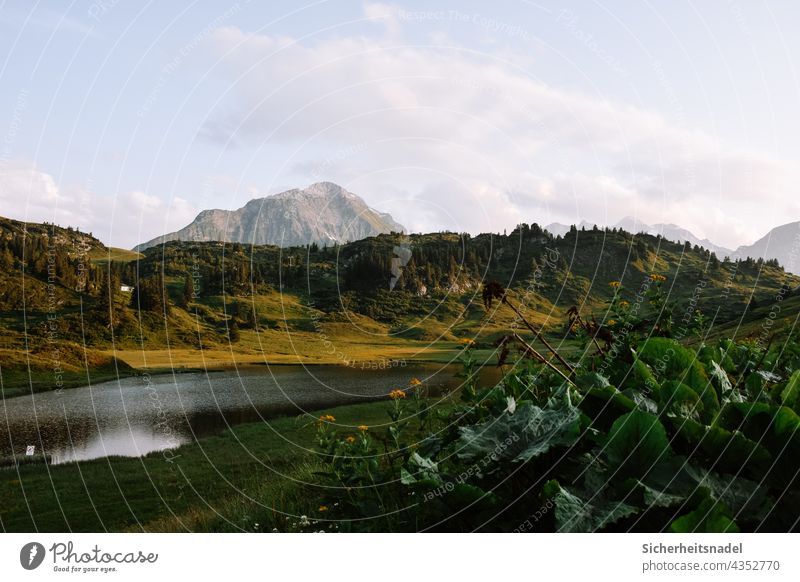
[0,216,798,395]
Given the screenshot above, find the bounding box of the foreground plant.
[307,280,800,532]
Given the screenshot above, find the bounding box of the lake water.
[1,363,500,464]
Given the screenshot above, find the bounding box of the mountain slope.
[135,182,404,251]
[734,221,800,274]
[546,217,733,258]
[648,223,732,258]
[0,215,105,257]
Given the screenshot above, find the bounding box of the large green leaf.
[717,402,800,459]
[697,343,721,366]
[670,497,740,533]
[709,360,741,403]
[443,484,497,511]
[401,453,440,485]
[722,339,760,374]
[743,372,768,401]
[576,372,612,390]
[780,370,800,409]
[624,389,659,414]
[699,343,736,371]
[637,337,719,420]
[683,466,770,521]
[577,385,636,432]
[642,456,772,524]
[667,417,773,476]
[458,402,581,467]
[659,380,703,419]
[624,479,684,509]
[617,358,661,399]
[605,410,672,478]
[543,480,639,532]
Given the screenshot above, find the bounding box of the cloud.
[196,20,797,249]
[0,160,198,249]
[363,1,402,37]
[0,161,60,205]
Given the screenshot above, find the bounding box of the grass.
[101,291,579,371]
[105,332,460,369]
[702,294,800,343]
[0,398,415,532]
[0,368,131,400]
[0,346,136,399]
[88,247,142,264]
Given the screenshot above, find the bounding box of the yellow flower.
[318,414,336,423]
[650,273,667,282]
[608,281,621,289]
[358,425,369,432]
[458,337,476,346]
[345,435,356,444]
[607,319,617,326]
[388,389,407,400]
[318,505,329,512]
[619,300,630,307]
[409,377,422,386]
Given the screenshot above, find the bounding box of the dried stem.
[512,333,575,387]
[503,295,576,376]
[573,310,606,356]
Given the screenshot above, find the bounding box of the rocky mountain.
[544,220,597,237]
[646,223,732,258]
[546,217,733,258]
[135,182,405,251]
[733,221,800,275]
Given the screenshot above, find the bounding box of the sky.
[0,0,798,250]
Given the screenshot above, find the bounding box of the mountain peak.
[304,181,348,196]
[135,183,404,250]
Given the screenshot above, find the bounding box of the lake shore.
[0,397,403,532]
[0,341,490,399]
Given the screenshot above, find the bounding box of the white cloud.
[0,161,65,220]
[197,21,798,249]
[363,1,402,37]
[0,160,198,249]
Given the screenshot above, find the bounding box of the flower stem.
[503,294,576,376]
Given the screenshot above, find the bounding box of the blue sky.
[1,0,798,249]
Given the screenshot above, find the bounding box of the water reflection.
[1,363,498,464]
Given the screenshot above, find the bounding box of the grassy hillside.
[0,216,798,396]
[88,246,142,264]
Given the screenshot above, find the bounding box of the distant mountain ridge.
[546,217,734,258]
[732,221,800,275]
[134,182,405,251]
[545,216,800,274]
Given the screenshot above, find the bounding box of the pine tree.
[227,320,240,342]
[182,275,195,308]
[96,270,115,327]
[0,246,13,270]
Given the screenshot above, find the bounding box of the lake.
[1,363,501,464]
